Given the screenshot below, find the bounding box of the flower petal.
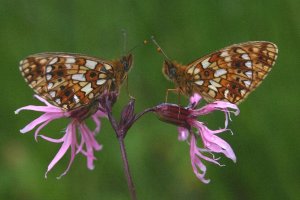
[40,134,66,143]
[92,110,107,133]
[34,95,54,106]
[78,123,102,170]
[193,121,236,162]
[15,105,63,114]
[45,122,75,178]
[34,120,51,141]
[190,135,210,183]
[192,101,239,116]
[57,123,78,179]
[189,93,202,106]
[178,127,189,141]
[20,112,65,133]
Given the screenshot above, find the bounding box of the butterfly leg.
[177,92,182,120]
[165,88,179,103]
[125,75,135,99]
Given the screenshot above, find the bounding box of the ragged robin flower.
[153,93,240,183]
[15,95,108,178]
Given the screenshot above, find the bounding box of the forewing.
[185,41,278,104]
[19,53,114,110]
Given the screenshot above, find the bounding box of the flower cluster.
[16,92,239,184]
[15,95,106,178]
[153,93,239,183]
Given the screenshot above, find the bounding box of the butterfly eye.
[169,67,177,79]
[121,54,133,72]
[163,60,177,80]
[122,60,129,71]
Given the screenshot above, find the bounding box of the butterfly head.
[120,54,133,73]
[163,60,178,81]
[113,54,133,89]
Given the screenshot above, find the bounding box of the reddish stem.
[118,135,137,200]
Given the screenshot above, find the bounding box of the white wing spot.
[187,66,195,75]
[220,51,229,57]
[224,89,229,98]
[201,58,210,69]
[65,64,72,69]
[224,57,232,62]
[245,61,252,68]
[49,57,58,65]
[208,80,221,92]
[47,82,54,89]
[242,54,250,60]
[244,80,251,87]
[24,68,30,73]
[97,79,107,85]
[193,68,200,75]
[73,95,80,103]
[89,93,94,99]
[208,84,218,92]
[72,74,86,81]
[40,59,47,64]
[66,57,76,63]
[50,91,56,98]
[86,60,97,69]
[209,80,222,88]
[240,89,246,96]
[195,80,204,86]
[214,69,227,77]
[46,74,52,80]
[55,98,61,104]
[194,74,200,80]
[245,71,252,78]
[81,83,93,94]
[104,63,112,70]
[46,66,52,73]
[236,48,246,54]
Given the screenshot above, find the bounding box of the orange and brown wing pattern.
[19,53,114,110]
[185,41,278,104]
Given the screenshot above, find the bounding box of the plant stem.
[102,96,156,200]
[118,136,137,200]
[104,99,137,200]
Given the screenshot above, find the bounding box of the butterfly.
[19,53,133,110]
[162,41,278,104]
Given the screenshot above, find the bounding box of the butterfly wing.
[19,53,114,110]
[185,41,278,104]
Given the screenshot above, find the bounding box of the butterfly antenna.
[126,40,148,54]
[151,36,170,60]
[121,29,127,56]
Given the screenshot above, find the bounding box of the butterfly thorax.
[109,54,132,92]
[111,61,128,91]
[163,60,193,95]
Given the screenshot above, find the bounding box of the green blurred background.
[0,0,299,199]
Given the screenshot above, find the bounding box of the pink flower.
[15,95,107,178]
[154,93,239,183]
